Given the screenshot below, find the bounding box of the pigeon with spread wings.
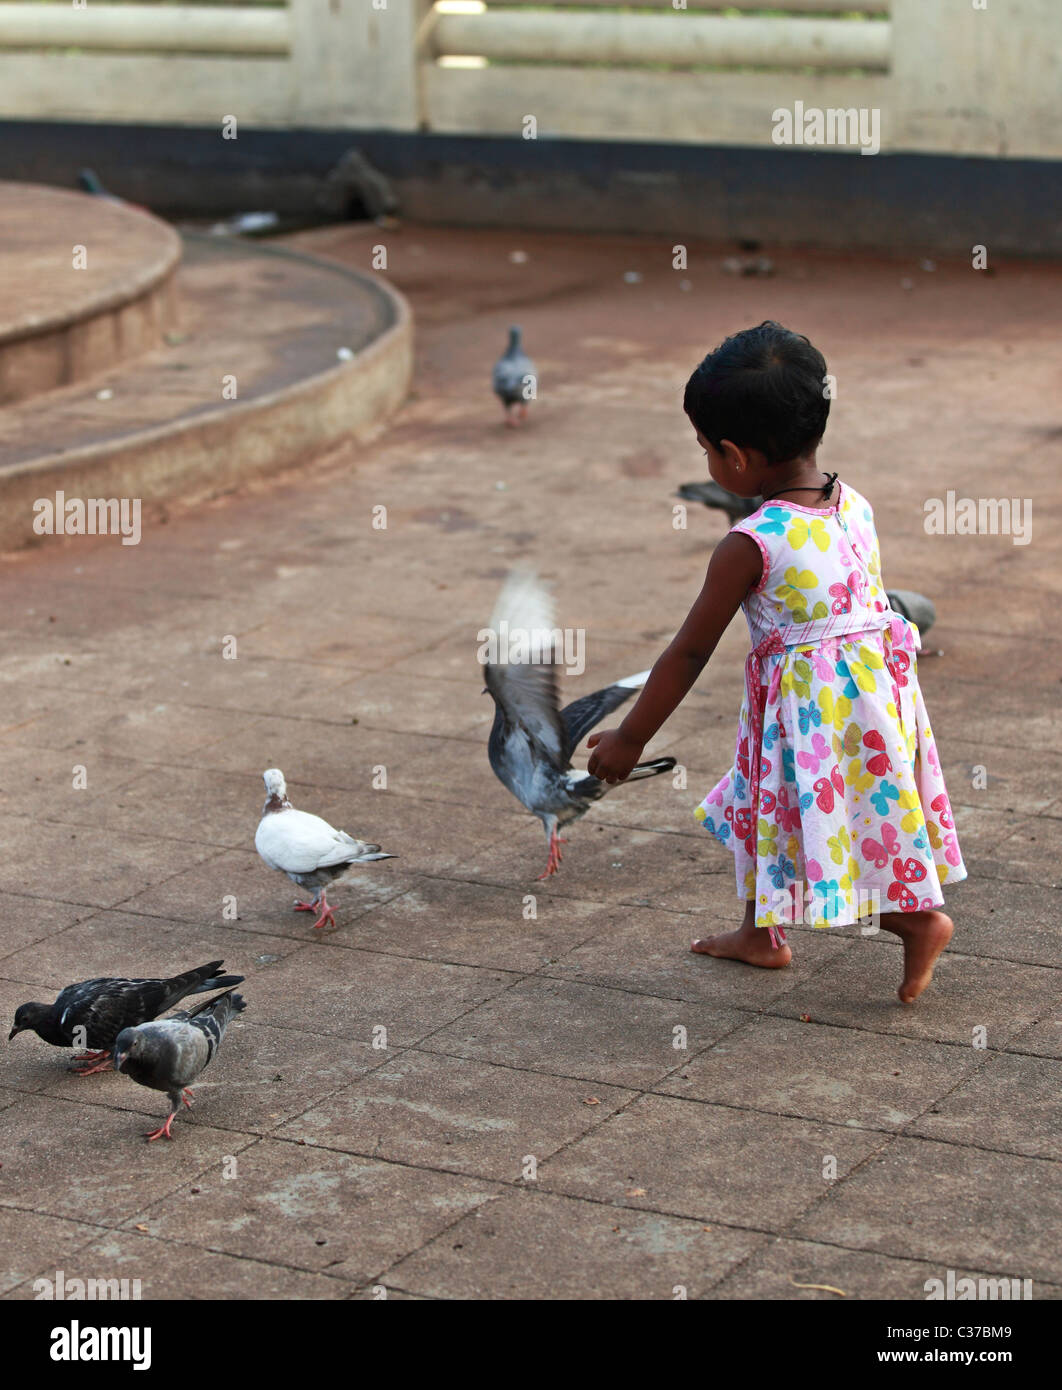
[484,572,675,877]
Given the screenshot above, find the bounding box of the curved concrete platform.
[0,182,181,404]
[0,234,412,550]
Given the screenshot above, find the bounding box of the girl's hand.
[586,729,645,784]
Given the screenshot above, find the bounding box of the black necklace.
[762,471,839,503]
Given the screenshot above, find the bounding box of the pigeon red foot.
[70,1049,113,1076]
[145,1112,177,1142]
[537,830,567,879]
[293,893,336,930]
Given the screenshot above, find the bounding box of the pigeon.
[7,961,244,1076]
[317,147,399,223]
[113,988,245,1142]
[492,325,536,427]
[886,589,936,639]
[676,480,762,525]
[254,769,395,930]
[484,572,676,877]
[677,484,938,637]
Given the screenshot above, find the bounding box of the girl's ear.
[719,439,747,472]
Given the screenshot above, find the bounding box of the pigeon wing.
[124,1019,212,1091]
[256,807,376,874]
[484,572,566,767]
[559,673,647,759]
[56,977,173,1047]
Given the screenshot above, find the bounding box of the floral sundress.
[695,481,966,942]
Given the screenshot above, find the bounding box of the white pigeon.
[254,769,395,929]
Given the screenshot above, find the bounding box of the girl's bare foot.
[880,910,953,1003]
[691,904,792,968]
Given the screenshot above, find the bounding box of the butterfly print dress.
[695,482,966,942]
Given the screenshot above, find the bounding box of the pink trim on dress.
[732,526,772,593]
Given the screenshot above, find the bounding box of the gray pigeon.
[113,988,245,1142]
[8,960,243,1075]
[492,325,536,427]
[484,572,675,877]
[886,589,936,638]
[255,769,395,930]
[676,480,761,525]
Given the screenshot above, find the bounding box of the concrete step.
[0,233,411,550]
[0,181,180,405]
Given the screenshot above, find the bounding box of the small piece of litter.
[582,1097,601,1106]
[800,1013,812,1023]
[790,1278,846,1296]
[509,250,528,263]
[625,1187,647,1197]
[336,347,354,361]
[95,388,114,401]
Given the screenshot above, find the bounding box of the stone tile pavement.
[0,226,1059,1299]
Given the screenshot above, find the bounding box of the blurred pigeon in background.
[484,572,675,877]
[492,325,536,427]
[255,769,395,930]
[7,961,244,1076]
[676,480,761,525]
[887,588,936,638]
[317,147,399,224]
[113,988,245,1142]
[676,482,937,638]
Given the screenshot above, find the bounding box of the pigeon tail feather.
[624,756,677,782]
[614,669,651,689]
[183,986,243,1019]
[187,973,243,995]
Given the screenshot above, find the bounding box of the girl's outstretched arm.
[586,531,762,783]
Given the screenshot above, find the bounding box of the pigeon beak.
[112,1050,127,1072]
[7,1025,21,1041]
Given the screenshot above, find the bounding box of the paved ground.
[1,224,1060,1300]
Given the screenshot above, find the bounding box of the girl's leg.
[691,899,792,968]
[879,910,953,1003]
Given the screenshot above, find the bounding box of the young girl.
[586,322,965,1003]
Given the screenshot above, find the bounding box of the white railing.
[0,0,1056,160]
[0,4,289,53]
[427,12,891,71]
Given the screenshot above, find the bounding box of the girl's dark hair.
[683,321,829,466]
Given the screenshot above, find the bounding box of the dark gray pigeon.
[492,325,536,427]
[8,961,244,1076]
[484,572,675,877]
[317,147,399,223]
[255,769,395,930]
[113,988,245,1142]
[676,480,761,525]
